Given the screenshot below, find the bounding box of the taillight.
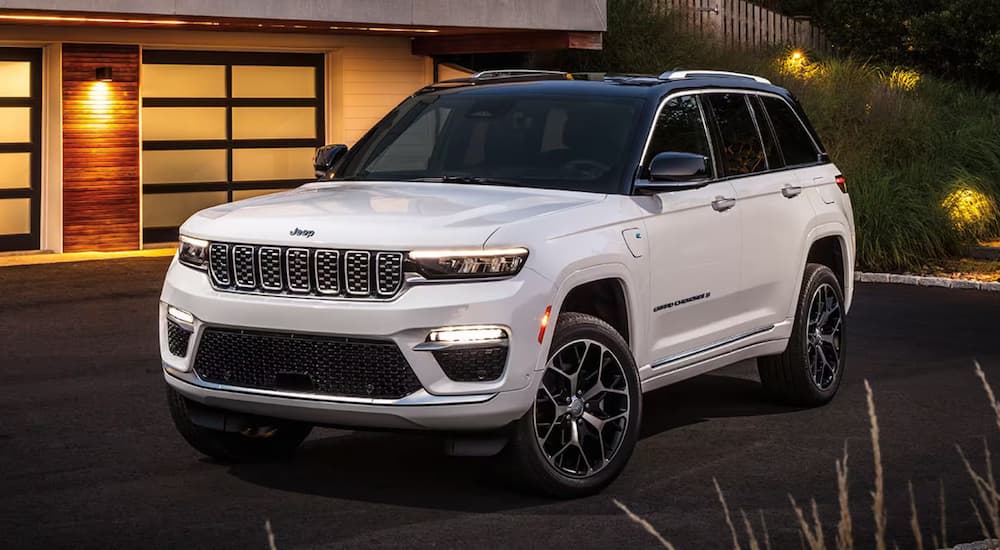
[835,174,847,194]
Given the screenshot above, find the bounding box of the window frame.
[637,94,718,181]
[757,94,823,169]
[0,47,42,252]
[140,50,325,243]
[632,88,827,194]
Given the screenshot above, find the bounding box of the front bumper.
[159,256,552,431]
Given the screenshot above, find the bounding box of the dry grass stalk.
[908,481,924,550]
[759,510,773,550]
[835,442,852,550]
[938,480,947,549]
[740,509,761,550]
[714,477,743,550]
[975,361,1000,434]
[788,495,826,550]
[865,380,887,550]
[265,519,277,550]
[959,361,1000,546]
[612,499,677,550]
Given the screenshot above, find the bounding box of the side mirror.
[314,144,348,179]
[635,151,710,193]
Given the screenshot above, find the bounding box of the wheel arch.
[794,224,855,316]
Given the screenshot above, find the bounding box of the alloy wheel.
[533,339,631,478]
[806,283,843,390]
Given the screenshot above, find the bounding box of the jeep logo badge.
[289,228,315,238]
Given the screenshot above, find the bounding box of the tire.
[758,263,847,406]
[166,385,312,462]
[501,312,642,498]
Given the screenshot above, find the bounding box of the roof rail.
[659,70,772,84]
[471,69,569,80]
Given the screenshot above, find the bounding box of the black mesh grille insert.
[167,320,192,358]
[233,245,256,288]
[259,247,282,291]
[376,252,403,296]
[209,244,230,286]
[193,328,423,399]
[345,251,371,295]
[286,249,311,292]
[433,346,508,382]
[315,250,340,294]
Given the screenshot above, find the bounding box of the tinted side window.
[707,93,767,176]
[762,96,818,166]
[643,95,712,175]
[751,96,782,169]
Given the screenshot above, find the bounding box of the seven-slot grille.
[208,243,404,300]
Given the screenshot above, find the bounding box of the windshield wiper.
[415,176,526,187]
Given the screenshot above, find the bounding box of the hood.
[180,181,605,249]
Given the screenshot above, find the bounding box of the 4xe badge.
[289,228,315,238]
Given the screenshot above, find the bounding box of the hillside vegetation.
[549,0,1000,271]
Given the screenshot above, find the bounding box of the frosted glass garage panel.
[0,198,30,235]
[0,153,31,189]
[0,62,31,97]
[143,149,227,184]
[232,147,315,181]
[0,107,31,142]
[143,107,226,141]
[232,107,315,140]
[143,64,226,98]
[232,66,315,98]
[143,191,227,228]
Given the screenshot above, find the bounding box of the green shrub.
[547,0,1000,272]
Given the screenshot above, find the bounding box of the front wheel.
[502,312,642,498]
[759,263,846,406]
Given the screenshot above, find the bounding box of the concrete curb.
[856,272,1000,292]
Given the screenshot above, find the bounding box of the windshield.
[335,92,644,194]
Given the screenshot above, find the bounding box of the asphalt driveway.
[1,257,998,549]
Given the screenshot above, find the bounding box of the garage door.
[141,51,324,244]
[0,48,42,251]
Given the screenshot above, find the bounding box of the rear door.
[641,94,743,369]
[710,92,817,330]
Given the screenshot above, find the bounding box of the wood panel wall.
[62,44,140,252]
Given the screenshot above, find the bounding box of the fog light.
[429,326,507,344]
[167,305,195,325]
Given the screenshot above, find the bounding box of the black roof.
[415,72,795,102]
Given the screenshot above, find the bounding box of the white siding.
[339,38,429,145]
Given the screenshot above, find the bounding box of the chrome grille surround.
[206,242,405,300]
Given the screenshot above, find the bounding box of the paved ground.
[2,257,999,549]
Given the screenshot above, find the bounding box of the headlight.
[177,235,209,270]
[409,247,528,279]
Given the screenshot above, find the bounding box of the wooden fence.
[653,0,831,52]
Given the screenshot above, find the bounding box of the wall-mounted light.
[95,67,113,82]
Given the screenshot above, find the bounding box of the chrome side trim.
[166,368,497,406]
[413,338,509,352]
[650,325,775,369]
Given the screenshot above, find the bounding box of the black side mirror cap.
[634,151,711,193]
[314,144,349,179]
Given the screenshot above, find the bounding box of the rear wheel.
[502,312,641,498]
[759,263,846,406]
[166,385,312,462]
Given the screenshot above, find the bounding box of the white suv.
[160,69,854,497]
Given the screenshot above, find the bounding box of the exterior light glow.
[0,13,220,26]
[538,305,552,344]
[409,247,528,259]
[167,305,195,325]
[942,184,997,235]
[328,25,439,33]
[428,326,508,344]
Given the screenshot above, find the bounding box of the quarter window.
[706,93,767,176]
[761,96,819,166]
[643,95,712,174]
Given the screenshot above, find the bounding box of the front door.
[0,48,42,251]
[641,94,743,368]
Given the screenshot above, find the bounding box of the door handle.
[781,185,802,198]
[711,196,736,212]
